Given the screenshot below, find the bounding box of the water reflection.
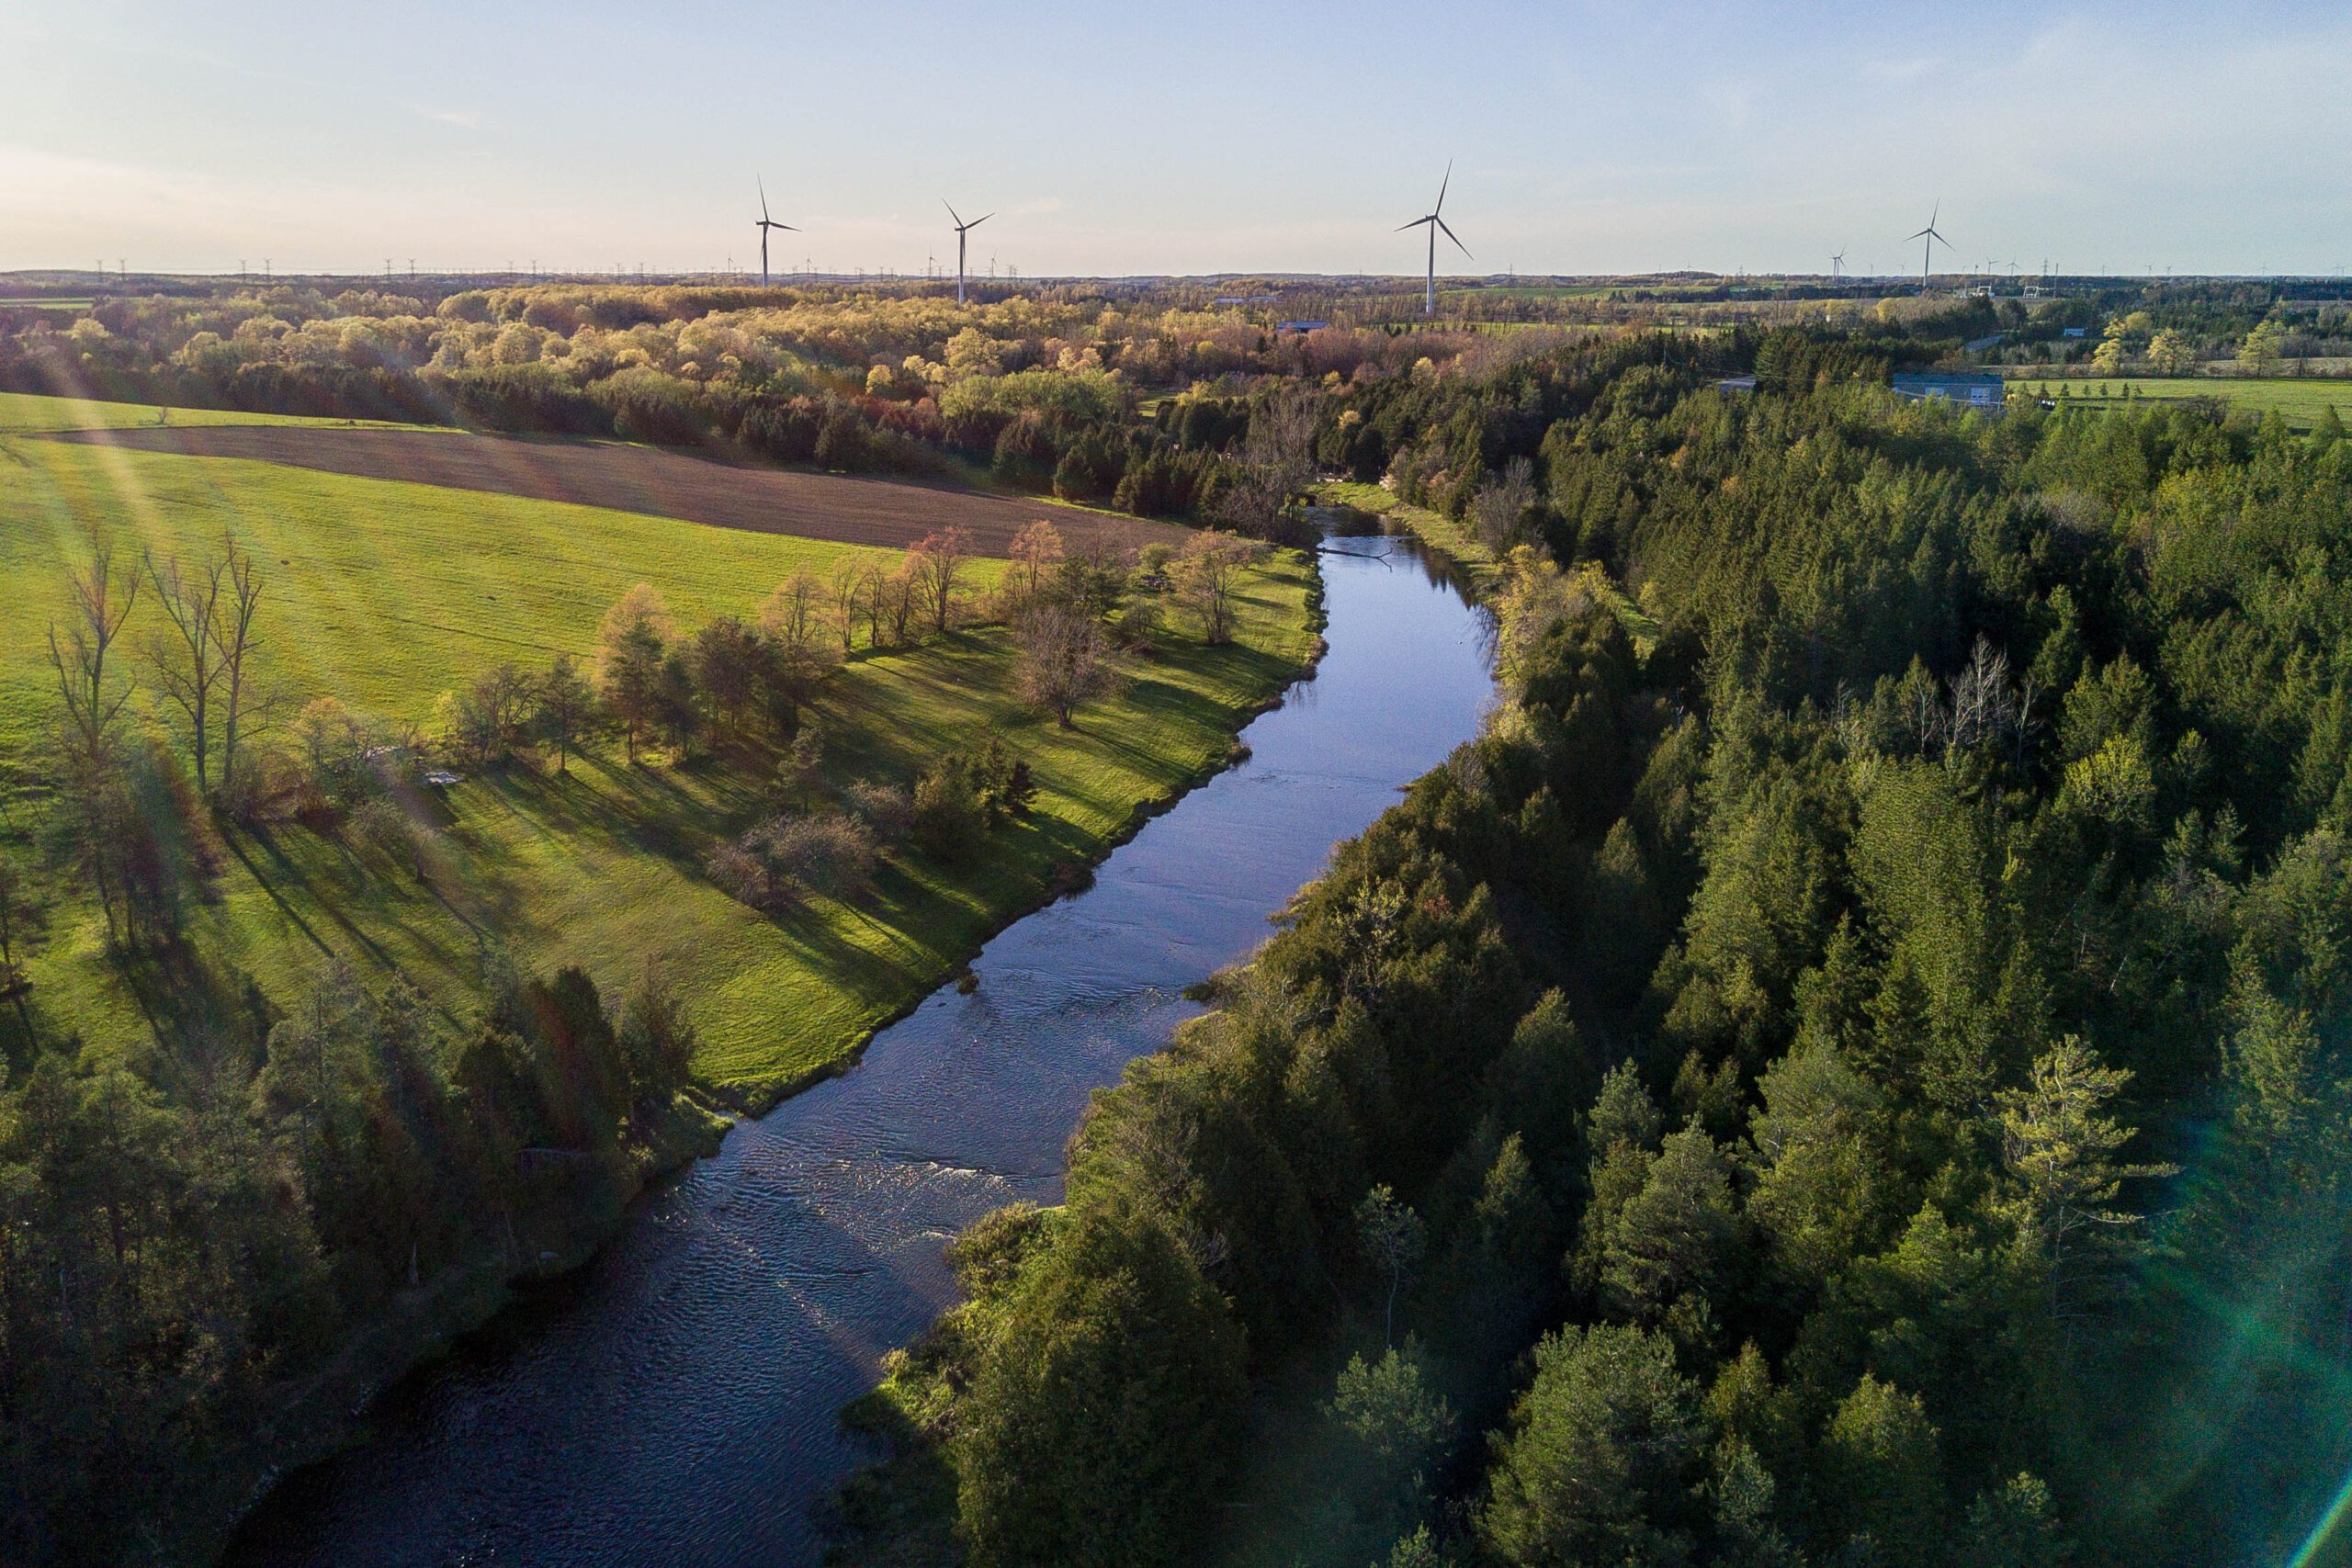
[229,536,1494,1568]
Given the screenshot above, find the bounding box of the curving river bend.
[230,533,1494,1567]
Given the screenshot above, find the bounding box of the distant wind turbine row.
[756,168,1473,314]
[746,176,2000,306]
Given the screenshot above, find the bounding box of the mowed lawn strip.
[6,432,1317,1102]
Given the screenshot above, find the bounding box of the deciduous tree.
[910,525,973,635]
[1014,599,1118,728]
[1170,529,1264,646]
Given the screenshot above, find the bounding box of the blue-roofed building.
[1275,320,1329,334]
[1891,372,2007,411]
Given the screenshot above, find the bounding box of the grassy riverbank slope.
[4,391,1319,1102]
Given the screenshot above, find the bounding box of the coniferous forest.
[844,326,2352,1568]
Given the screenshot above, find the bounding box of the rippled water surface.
[231,535,1493,1567]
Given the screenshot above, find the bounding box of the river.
[229,532,1495,1567]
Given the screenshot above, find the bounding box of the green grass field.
[0,389,432,434]
[2006,375,2352,429]
[5,393,1317,1102]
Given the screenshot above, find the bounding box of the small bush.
[709,812,877,910]
[843,778,916,841]
[912,761,990,862]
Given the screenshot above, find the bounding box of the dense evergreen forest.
[846,329,2352,1568]
[0,944,719,1561]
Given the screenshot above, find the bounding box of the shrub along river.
[229,532,1496,1566]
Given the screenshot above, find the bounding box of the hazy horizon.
[7,0,2346,279]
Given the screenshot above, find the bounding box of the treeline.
[2,284,1462,538]
[842,337,2352,1567]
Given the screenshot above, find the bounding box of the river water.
[229,533,1494,1567]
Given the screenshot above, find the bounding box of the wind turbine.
[1907,202,1950,294]
[753,179,797,288]
[1831,251,1847,281]
[945,201,992,305]
[1396,162,1471,317]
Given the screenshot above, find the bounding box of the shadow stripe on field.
[42,426,1183,558]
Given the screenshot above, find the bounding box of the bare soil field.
[46,425,1186,557]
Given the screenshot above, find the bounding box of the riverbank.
[203,549,1325,1564]
[823,532,1488,1568]
[220,534,1490,1568]
[182,1089,731,1566]
[708,544,1327,1108]
[1317,479,1500,587]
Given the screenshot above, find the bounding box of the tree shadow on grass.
[222,828,339,963]
[227,825,420,976]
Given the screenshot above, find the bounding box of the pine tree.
[1996,1036,2177,1319]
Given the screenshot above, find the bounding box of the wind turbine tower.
[1831,251,1847,281]
[945,201,992,305]
[1907,202,1951,295]
[754,179,797,288]
[1397,162,1471,316]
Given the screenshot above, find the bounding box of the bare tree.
[144,547,228,790]
[1215,386,1318,538]
[1008,519,1066,604]
[1015,600,1119,728]
[707,812,877,911]
[858,562,888,649]
[1170,530,1268,646]
[47,536,141,759]
[217,539,266,794]
[47,538,141,941]
[881,562,922,646]
[1910,637,2023,768]
[761,570,840,685]
[828,558,865,656]
[1944,637,2019,760]
[910,525,973,635]
[1472,457,1539,552]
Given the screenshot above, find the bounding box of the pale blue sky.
[5,1,2345,278]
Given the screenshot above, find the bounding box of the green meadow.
[0,389,430,434]
[2010,375,2352,429]
[4,393,1317,1102]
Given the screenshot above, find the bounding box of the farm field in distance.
[2003,372,2352,427]
[3,391,1315,1100]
